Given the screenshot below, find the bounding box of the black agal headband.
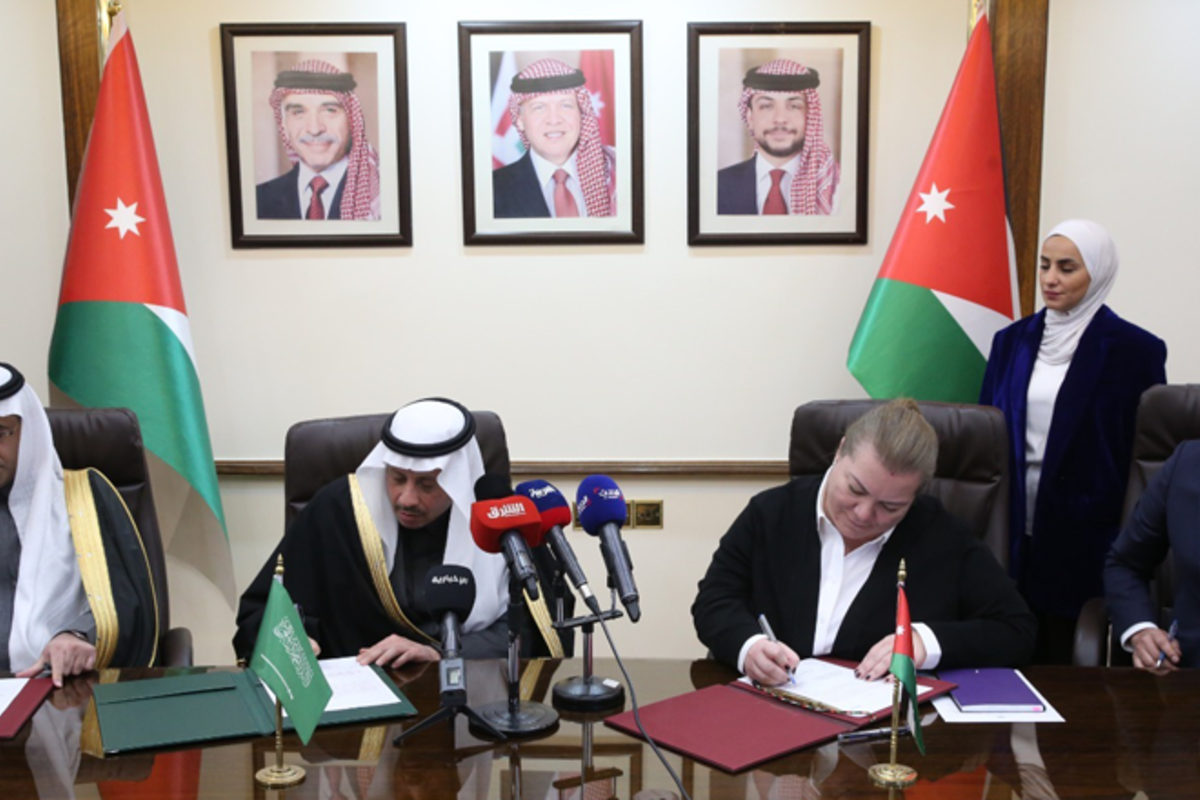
[382,398,476,458]
[511,69,585,94]
[274,70,357,93]
[0,363,25,401]
[743,67,821,92]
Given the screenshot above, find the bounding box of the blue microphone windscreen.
[515,479,570,513]
[575,475,626,534]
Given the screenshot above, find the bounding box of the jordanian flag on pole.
[48,12,234,603]
[252,577,331,745]
[847,13,1017,402]
[891,580,926,755]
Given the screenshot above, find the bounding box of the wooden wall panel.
[992,0,1050,316]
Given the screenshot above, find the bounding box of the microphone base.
[472,700,559,738]
[552,675,626,713]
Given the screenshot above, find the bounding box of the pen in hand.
[758,614,796,682]
[1155,619,1179,668]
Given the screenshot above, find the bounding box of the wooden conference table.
[2,658,1198,799]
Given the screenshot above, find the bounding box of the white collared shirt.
[529,150,588,218]
[737,469,943,672]
[296,157,349,219]
[754,152,801,214]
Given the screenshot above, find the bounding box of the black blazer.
[692,477,1036,670]
[255,165,347,220]
[492,152,551,218]
[716,156,759,215]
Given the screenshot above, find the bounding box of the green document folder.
[93,666,416,755]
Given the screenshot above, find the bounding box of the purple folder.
[938,668,1044,712]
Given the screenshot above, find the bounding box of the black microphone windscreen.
[422,565,476,620]
[474,473,513,501]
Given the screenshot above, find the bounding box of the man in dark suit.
[693,399,1035,686]
[1106,440,1200,669]
[493,58,615,219]
[256,59,381,221]
[717,58,840,217]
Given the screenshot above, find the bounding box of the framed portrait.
[458,21,644,245]
[688,22,871,246]
[220,23,411,248]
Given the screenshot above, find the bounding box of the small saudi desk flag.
[250,574,331,745]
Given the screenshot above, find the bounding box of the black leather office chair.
[1073,384,1198,666]
[789,399,1011,566]
[46,406,193,666]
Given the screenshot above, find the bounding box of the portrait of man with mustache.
[255,58,382,221]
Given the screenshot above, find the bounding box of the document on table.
[264,657,401,714]
[932,670,1063,723]
[740,659,935,715]
[0,679,28,716]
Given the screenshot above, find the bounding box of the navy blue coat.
[492,153,551,218]
[256,165,346,220]
[979,306,1166,618]
[1105,441,1200,667]
[716,157,759,215]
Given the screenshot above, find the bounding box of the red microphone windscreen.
[539,504,573,533]
[470,497,543,552]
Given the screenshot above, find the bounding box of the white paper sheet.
[740,659,934,715]
[0,678,29,716]
[263,656,398,715]
[933,670,1064,723]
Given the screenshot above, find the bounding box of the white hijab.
[1038,219,1119,365]
[354,399,507,633]
[0,367,90,671]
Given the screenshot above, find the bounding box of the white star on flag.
[104,198,146,239]
[915,183,954,223]
[590,91,606,117]
[896,624,906,636]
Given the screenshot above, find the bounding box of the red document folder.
[604,669,956,773]
[0,678,53,739]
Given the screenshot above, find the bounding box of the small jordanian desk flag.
[847,13,1017,402]
[251,574,332,745]
[891,573,925,755]
[48,12,235,604]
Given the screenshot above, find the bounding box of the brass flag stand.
[868,559,918,788]
[255,556,306,789]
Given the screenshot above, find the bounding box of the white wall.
[1,2,69,384]
[8,1,1196,667]
[1041,0,1200,382]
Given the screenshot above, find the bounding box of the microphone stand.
[473,575,559,736]
[551,587,626,712]
[393,643,505,745]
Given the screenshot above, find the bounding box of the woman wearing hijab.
[980,220,1166,663]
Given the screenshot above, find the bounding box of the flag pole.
[255,555,307,789]
[868,559,919,788]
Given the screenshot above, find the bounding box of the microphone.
[422,564,476,659]
[516,479,602,616]
[471,474,544,600]
[576,475,641,622]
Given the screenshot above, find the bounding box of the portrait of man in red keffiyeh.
[716,57,840,217]
[492,57,617,220]
[255,58,382,222]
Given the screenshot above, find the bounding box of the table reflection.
[1,661,1197,799]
